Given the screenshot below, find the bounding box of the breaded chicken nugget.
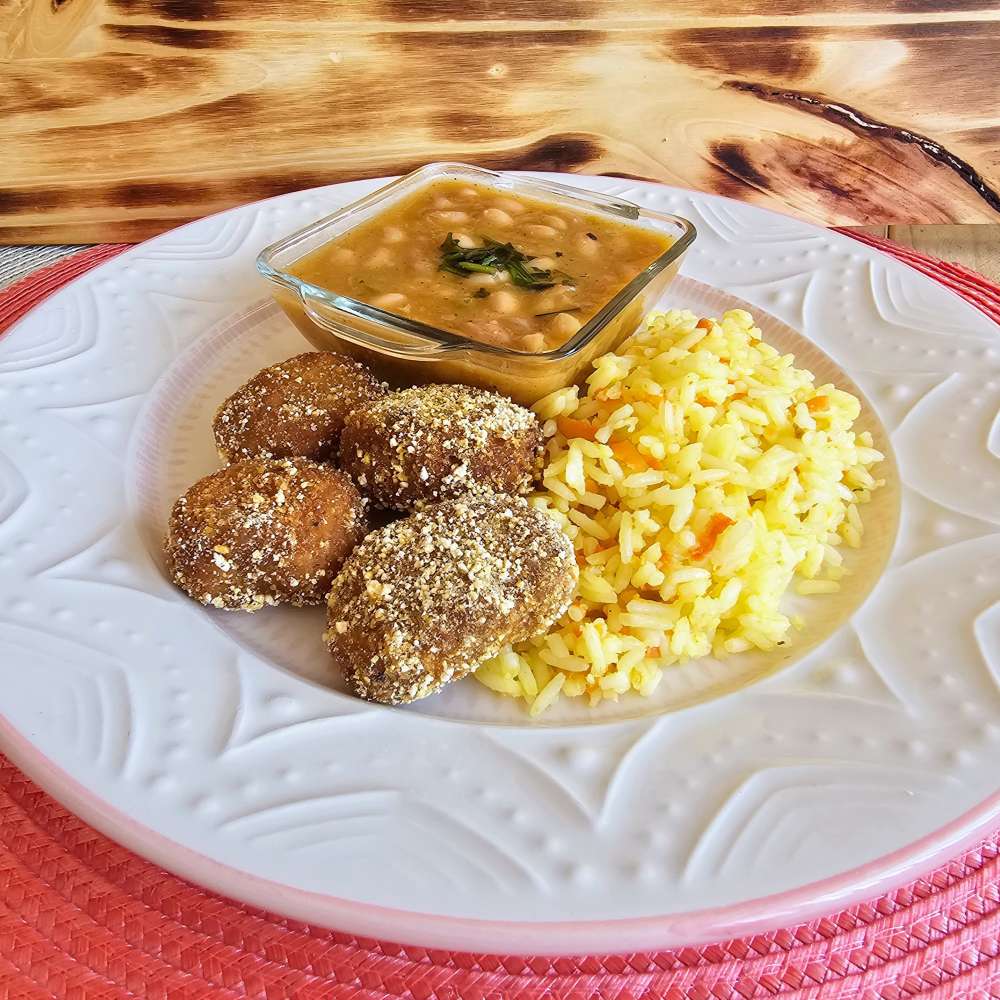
[213,352,387,463]
[339,383,542,511]
[166,458,367,611]
[325,492,577,704]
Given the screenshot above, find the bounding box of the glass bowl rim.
[256,162,697,361]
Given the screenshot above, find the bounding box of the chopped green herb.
[555,251,564,257]
[585,232,598,240]
[439,233,573,291]
[474,287,490,298]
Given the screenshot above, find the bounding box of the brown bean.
[524,224,559,241]
[535,286,575,313]
[427,210,470,224]
[466,272,498,288]
[548,312,581,339]
[482,207,514,227]
[372,292,408,309]
[491,290,520,314]
[528,256,555,270]
[492,196,527,215]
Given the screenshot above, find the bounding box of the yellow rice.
[475,307,884,715]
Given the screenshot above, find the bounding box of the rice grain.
[476,308,883,713]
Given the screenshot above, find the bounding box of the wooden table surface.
[2,0,999,244]
[849,224,1000,284]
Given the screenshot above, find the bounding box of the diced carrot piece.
[807,396,829,413]
[730,390,748,400]
[610,440,648,468]
[691,513,734,560]
[696,393,715,406]
[557,417,597,440]
[696,318,713,330]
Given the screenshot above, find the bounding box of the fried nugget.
[213,352,388,463]
[166,458,367,611]
[325,492,577,704]
[338,383,542,511]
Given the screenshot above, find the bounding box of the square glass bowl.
[257,163,696,405]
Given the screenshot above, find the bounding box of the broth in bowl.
[288,179,672,354]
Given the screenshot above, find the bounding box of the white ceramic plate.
[1,175,999,955]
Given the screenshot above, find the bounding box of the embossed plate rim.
[4,713,1000,952]
[0,173,998,953]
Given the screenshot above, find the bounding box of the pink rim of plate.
[5,707,1000,955]
[1,181,999,954]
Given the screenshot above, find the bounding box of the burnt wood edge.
[725,80,1000,217]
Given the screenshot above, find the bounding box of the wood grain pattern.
[850,223,1000,284]
[2,0,1000,243]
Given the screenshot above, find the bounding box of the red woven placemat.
[1,237,1000,1000]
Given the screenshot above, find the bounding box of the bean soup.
[288,180,673,354]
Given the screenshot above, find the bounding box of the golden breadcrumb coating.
[339,384,542,511]
[166,458,368,611]
[213,352,388,463]
[325,491,577,704]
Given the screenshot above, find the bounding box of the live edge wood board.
[2,0,999,243]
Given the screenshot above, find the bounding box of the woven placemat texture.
[0,245,87,292]
[0,237,999,999]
